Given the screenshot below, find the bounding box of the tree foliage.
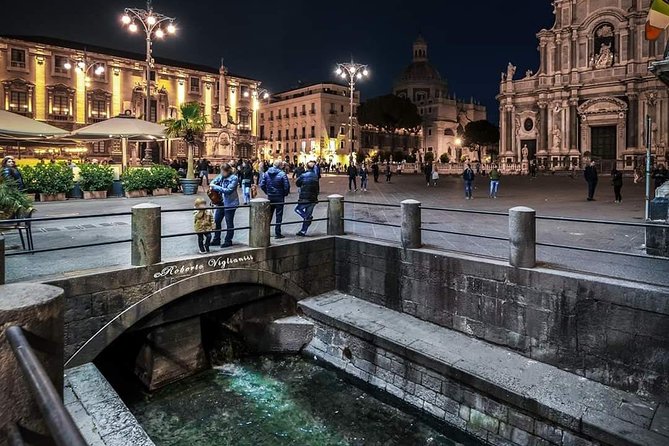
[358,95,422,134]
[161,102,209,180]
[463,120,500,161]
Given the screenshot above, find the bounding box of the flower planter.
[39,193,67,202]
[24,193,37,202]
[151,188,172,197]
[125,189,148,198]
[83,190,108,200]
[179,178,201,196]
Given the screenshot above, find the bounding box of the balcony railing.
[48,114,73,122]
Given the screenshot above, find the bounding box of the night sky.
[1,0,555,123]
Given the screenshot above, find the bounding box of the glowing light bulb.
[356,72,362,79]
[155,28,164,38]
[340,72,346,78]
[167,23,176,34]
[63,61,72,70]
[129,22,138,32]
[243,91,250,98]
[263,93,269,99]
[147,15,156,25]
[362,69,369,76]
[121,14,131,24]
[335,67,342,75]
[77,61,86,70]
[95,65,105,75]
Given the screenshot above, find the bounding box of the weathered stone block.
[509,408,535,432]
[534,421,563,444]
[470,408,500,433]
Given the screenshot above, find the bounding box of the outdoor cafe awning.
[0,109,69,139]
[69,115,167,141]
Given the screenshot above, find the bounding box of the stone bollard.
[249,198,271,248]
[509,206,536,268]
[131,203,161,266]
[401,199,422,249]
[0,235,4,285]
[0,283,64,440]
[327,194,345,236]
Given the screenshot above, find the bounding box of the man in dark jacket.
[260,160,290,238]
[295,161,320,236]
[347,164,358,191]
[584,160,598,201]
[462,164,475,199]
[371,162,380,182]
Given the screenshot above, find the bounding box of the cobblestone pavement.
[4,173,668,285]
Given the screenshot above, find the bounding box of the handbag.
[207,188,222,205]
[251,184,258,199]
[432,171,439,180]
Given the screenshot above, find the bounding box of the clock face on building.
[524,118,534,132]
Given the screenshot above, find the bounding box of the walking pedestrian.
[359,163,369,192]
[295,161,319,237]
[653,164,668,192]
[193,197,214,253]
[431,164,439,187]
[424,162,433,187]
[611,168,623,203]
[347,163,358,191]
[239,160,254,205]
[463,164,475,199]
[584,160,598,201]
[385,163,392,183]
[210,163,239,248]
[372,162,380,183]
[488,166,500,198]
[260,160,290,239]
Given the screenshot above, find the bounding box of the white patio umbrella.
[69,115,167,167]
[0,109,69,138]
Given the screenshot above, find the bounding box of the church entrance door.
[591,125,616,172]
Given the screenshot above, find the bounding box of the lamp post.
[249,87,270,161]
[63,57,105,120]
[335,60,368,164]
[121,1,176,122]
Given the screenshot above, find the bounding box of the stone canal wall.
[43,238,334,361]
[335,237,669,399]
[300,293,667,446]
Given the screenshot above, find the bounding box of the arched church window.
[593,23,615,69]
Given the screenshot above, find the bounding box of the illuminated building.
[257,82,359,165]
[0,35,259,162]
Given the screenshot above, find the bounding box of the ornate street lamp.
[335,60,369,163]
[251,88,271,160]
[120,1,176,122]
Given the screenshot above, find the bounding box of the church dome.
[399,61,442,82]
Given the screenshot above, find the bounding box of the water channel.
[122,356,483,446]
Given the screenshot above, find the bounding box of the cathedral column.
[538,103,548,153]
[505,106,513,157]
[627,93,638,150]
[569,100,579,154]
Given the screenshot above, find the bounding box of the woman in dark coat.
[2,156,24,190]
[611,168,623,203]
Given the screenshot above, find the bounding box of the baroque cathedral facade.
[497,0,668,171]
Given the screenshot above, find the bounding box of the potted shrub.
[149,165,178,196]
[121,168,151,198]
[20,165,38,201]
[162,102,208,195]
[33,162,74,202]
[79,163,114,199]
[439,153,450,164]
[0,178,33,220]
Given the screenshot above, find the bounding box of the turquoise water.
[126,356,480,446]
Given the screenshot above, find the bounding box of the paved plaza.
[4,172,668,285]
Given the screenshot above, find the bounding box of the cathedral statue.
[501,72,506,82]
[525,69,533,78]
[594,43,614,69]
[522,145,529,160]
[552,127,561,149]
[506,63,516,80]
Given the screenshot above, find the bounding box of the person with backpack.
[488,166,501,198]
[260,160,290,238]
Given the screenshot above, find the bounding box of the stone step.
[299,292,667,446]
[243,315,314,353]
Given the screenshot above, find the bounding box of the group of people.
[583,161,668,203]
[192,159,320,253]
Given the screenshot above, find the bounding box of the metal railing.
[5,325,87,446]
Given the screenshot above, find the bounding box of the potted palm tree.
[161,102,208,195]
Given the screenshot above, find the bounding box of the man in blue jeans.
[259,160,290,238]
[462,163,475,199]
[209,163,239,248]
[295,161,320,236]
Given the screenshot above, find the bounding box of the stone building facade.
[0,35,259,162]
[257,82,359,165]
[497,0,669,172]
[393,36,487,162]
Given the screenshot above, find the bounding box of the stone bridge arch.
[65,268,310,368]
